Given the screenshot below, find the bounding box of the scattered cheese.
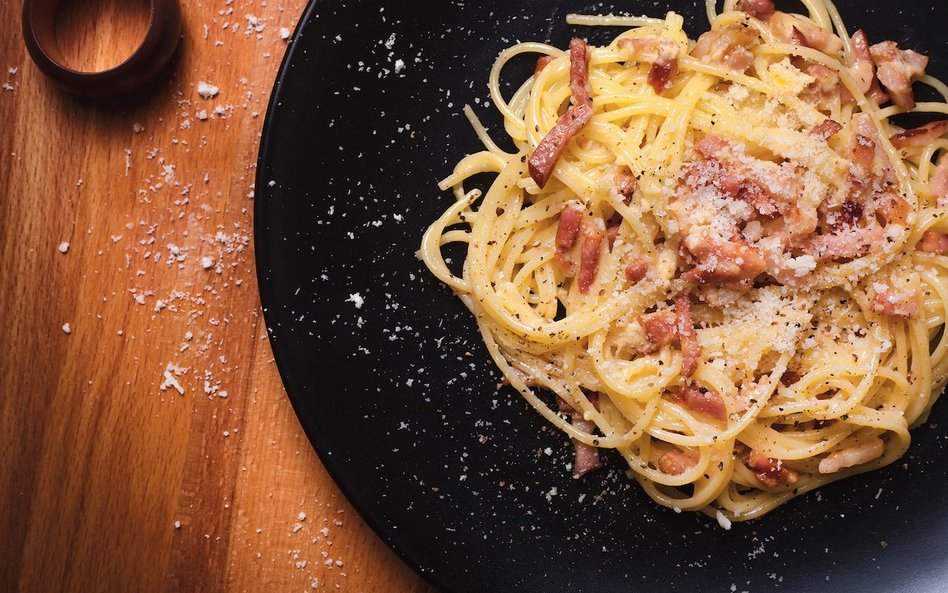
[197,81,220,99]
[346,293,364,309]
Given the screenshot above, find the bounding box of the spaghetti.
[421,0,948,521]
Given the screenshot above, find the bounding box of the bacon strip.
[648,47,679,94]
[636,296,702,373]
[694,134,730,158]
[624,259,649,283]
[615,169,637,203]
[890,121,948,149]
[875,192,911,226]
[571,418,601,478]
[577,221,603,293]
[818,437,884,474]
[674,383,726,420]
[681,234,767,286]
[658,449,698,475]
[557,394,602,479]
[807,64,838,94]
[690,26,759,73]
[674,295,700,378]
[919,230,948,255]
[809,119,843,141]
[806,64,840,109]
[849,30,888,105]
[807,224,883,261]
[569,39,592,106]
[528,104,594,188]
[871,288,918,317]
[534,55,555,78]
[870,41,928,110]
[769,12,841,55]
[555,203,584,272]
[736,0,775,20]
[639,309,677,352]
[618,37,680,94]
[528,39,595,188]
[747,450,799,488]
[852,113,894,182]
[851,133,876,180]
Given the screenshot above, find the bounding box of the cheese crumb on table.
[62,323,72,334]
[197,81,220,99]
[58,242,69,253]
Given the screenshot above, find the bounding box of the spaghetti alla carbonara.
[421,0,948,521]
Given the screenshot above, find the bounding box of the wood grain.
[0,2,437,592]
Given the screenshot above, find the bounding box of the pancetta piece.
[806,223,884,261]
[690,25,759,73]
[555,202,584,273]
[747,450,800,488]
[818,437,884,473]
[528,103,594,188]
[658,449,699,474]
[806,63,841,108]
[615,168,638,203]
[569,38,592,106]
[889,121,948,149]
[918,230,948,255]
[870,40,928,110]
[617,37,680,94]
[557,393,602,478]
[571,418,602,478]
[681,232,768,285]
[674,295,701,378]
[577,220,604,293]
[769,12,842,56]
[638,309,678,353]
[534,55,555,78]
[810,119,843,141]
[673,383,726,420]
[529,39,595,188]
[849,30,888,105]
[636,296,701,373]
[736,0,775,21]
[874,191,911,226]
[624,259,649,283]
[871,288,918,317]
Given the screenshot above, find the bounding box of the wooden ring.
[22,0,183,97]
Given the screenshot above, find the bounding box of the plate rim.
[252,2,450,590]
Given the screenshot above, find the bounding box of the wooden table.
[0,2,436,591]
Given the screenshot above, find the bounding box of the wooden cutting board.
[0,2,435,592]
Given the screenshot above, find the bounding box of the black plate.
[255,2,948,591]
